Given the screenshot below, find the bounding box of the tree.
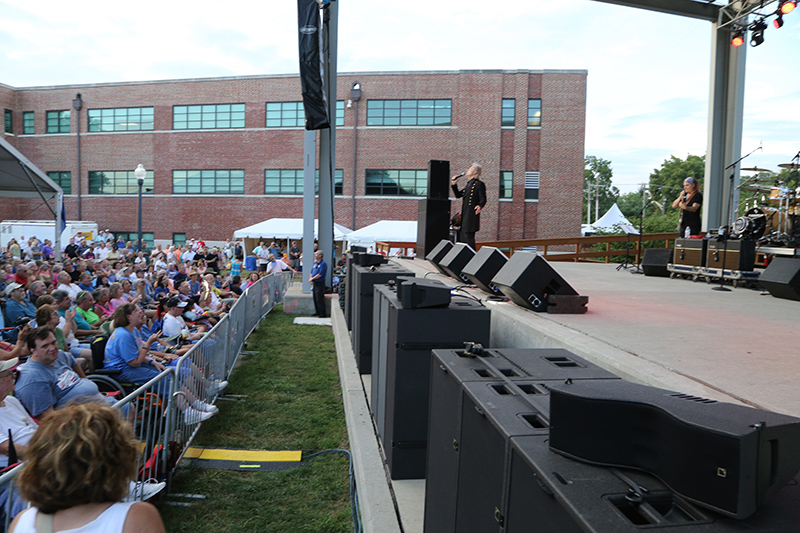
[584,156,619,224]
[617,188,646,220]
[649,154,705,205]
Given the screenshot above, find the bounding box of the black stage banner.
[297,0,330,130]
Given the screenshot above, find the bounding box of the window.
[47,171,72,194]
[266,101,344,128]
[172,233,186,246]
[23,112,34,134]
[4,110,12,134]
[264,169,343,195]
[525,171,540,200]
[501,99,515,127]
[366,100,451,126]
[499,171,513,199]
[46,110,70,133]
[173,104,245,130]
[88,170,154,195]
[527,99,542,127]
[88,107,154,132]
[365,169,427,196]
[172,170,245,194]
[113,232,154,249]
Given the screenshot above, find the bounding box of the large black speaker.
[424,348,620,533]
[760,257,800,301]
[350,264,413,374]
[506,434,800,531]
[439,243,475,283]
[417,199,451,259]
[642,248,672,277]
[425,239,453,276]
[491,252,578,311]
[427,159,450,199]
[371,284,490,480]
[461,246,507,295]
[548,380,800,519]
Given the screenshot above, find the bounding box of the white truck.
[1,220,99,252]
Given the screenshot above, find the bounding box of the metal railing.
[0,271,292,527]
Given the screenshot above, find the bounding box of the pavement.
[329,257,800,532]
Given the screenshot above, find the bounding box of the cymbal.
[778,162,800,170]
[741,167,772,172]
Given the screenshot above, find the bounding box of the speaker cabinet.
[706,239,756,271]
[439,243,475,283]
[461,246,507,295]
[491,252,578,311]
[427,159,450,199]
[642,248,672,277]
[548,380,800,519]
[760,257,800,301]
[371,284,490,480]
[350,264,413,374]
[425,239,453,276]
[417,199,451,259]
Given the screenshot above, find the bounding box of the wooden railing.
[375,233,680,263]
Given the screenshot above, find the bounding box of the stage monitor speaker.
[417,199,451,258]
[425,239,453,276]
[427,159,450,199]
[642,248,672,277]
[350,245,367,253]
[490,252,578,311]
[353,252,385,266]
[461,246,507,295]
[439,243,475,283]
[396,277,451,309]
[760,257,800,301]
[548,379,800,519]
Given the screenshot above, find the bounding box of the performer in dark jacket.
[451,163,487,249]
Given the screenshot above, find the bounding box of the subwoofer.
[548,379,800,519]
[490,252,578,311]
[759,257,800,301]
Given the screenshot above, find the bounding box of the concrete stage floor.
[331,257,800,533]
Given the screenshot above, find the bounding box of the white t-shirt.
[162,313,187,338]
[0,396,38,468]
[13,501,137,533]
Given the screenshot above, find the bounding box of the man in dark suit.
[451,163,487,250]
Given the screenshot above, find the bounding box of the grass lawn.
[159,306,353,533]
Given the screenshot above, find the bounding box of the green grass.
[159,307,352,533]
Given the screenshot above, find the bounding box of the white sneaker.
[125,480,166,502]
[206,380,228,396]
[192,400,219,414]
[184,406,215,425]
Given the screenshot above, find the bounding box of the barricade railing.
[0,271,293,525]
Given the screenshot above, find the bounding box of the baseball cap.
[4,283,23,297]
[0,358,19,373]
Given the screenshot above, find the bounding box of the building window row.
[46,110,71,133]
[264,169,343,195]
[113,231,154,249]
[501,99,542,127]
[88,107,154,132]
[47,171,72,195]
[366,100,451,127]
[173,104,246,130]
[365,169,428,196]
[173,170,245,195]
[88,170,154,195]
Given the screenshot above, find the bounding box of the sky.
[1,0,798,194]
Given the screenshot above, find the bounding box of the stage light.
[779,1,796,15]
[774,13,784,28]
[749,19,767,46]
[731,28,745,47]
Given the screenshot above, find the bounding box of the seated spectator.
[10,403,167,532]
[38,263,53,286]
[77,271,94,292]
[228,275,243,298]
[28,280,48,308]
[0,323,32,362]
[120,278,135,301]
[15,327,112,420]
[243,272,260,290]
[75,290,110,327]
[3,283,36,343]
[52,290,101,339]
[93,287,114,318]
[0,357,37,468]
[188,271,201,296]
[56,271,80,300]
[35,305,92,371]
[108,282,127,310]
[162,298,203,341]
[153,274,174,300]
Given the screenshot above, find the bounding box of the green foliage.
[584,156,619,224]
[649,154,705,203]
[617,188,646,220]
[160,308,352,533]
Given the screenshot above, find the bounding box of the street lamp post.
[134,164,146,253]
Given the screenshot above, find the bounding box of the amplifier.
[673,238,707,267]
[706,239,756,272]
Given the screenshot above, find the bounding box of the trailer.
[1,220,98,252]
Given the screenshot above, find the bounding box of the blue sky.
[1,0,798,193]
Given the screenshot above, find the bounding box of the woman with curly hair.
[9,403,166,532]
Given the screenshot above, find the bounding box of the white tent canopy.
[345,220,417,247]
[585,204,639,235]
[233,218,352,256]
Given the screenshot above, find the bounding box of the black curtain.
[297,0,330,130]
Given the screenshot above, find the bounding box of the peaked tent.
[586,203,639,235]
[345,220,417,248]
[233,218,351,257]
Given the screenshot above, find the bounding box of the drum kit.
[733,160,800,246]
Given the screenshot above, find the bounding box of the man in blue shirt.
[309,251,328,318]
[3,283,36,343]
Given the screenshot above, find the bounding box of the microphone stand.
[712,225,732,292]
[630,199,651,275]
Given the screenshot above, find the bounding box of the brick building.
[0,69,586,246]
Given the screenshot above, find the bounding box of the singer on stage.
[672,176,703,237]
[451,163,487,249]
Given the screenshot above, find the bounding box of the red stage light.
[779,1,796,14]
[774,14,784,28]
[731,32,745,47]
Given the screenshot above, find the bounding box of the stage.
[330,257,800,533]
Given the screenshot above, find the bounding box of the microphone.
[454,172,466,179]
